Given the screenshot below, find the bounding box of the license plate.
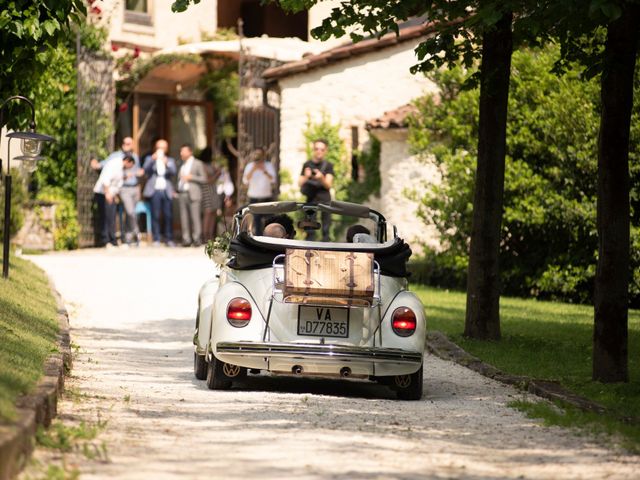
[297,306,349,338]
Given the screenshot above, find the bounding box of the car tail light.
[226,298,251,327]
[391,307,417,337]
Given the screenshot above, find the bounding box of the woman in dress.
[199,147,221,241]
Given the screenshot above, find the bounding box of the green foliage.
[198,56,239,146]
[510,400,640,453]
[0,256,59,421]
[2,18,107,198]
[82,83,113,164]
[201,27,239,42]
[36,187,79,250]
[37,418,106,452]
[410,45,640,305]
[276,0,637,86]
[31,41,78,195]
[0,169,28,239]
[408,249,467,291]
[76,21,109,54]
[205,232,232,264]
[171,0,202,12]
[0,0,85,128]
[415,285,640,450]
[278,1,526,86]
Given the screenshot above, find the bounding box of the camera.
[311,168,319,175]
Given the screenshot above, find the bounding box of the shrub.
[409,46,640,306]
[0,169,28,239]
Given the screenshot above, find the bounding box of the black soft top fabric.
[227,232,411,277]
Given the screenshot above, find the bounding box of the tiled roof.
[263,21,447,80]
[366,104,419,130]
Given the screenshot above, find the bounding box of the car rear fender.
[208,281,266,354]
[379,290,426,353]
[195,276,220,353]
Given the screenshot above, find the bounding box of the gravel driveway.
[22,248,639,479]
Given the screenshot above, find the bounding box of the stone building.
[78,3,442,248]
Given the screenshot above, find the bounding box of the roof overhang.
[158,37,327,63]
[130,37,328,95]
[134,61,208,95]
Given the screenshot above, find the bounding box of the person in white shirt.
[177,144,207,247]
[92,153,124,247]
[242,147,276,235]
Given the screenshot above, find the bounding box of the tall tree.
[540,0,640,381]
[464,11,512,339]
[592,3,639,382]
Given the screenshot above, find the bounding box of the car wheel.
[194,352,207,380]
[394,364,423,401]
[205,354,233,390]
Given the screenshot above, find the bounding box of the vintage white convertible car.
[193,200,426,400]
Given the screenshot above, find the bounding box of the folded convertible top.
[227,232,411,277]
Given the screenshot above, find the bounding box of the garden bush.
[409,46,640,306]
[0,169,28,239]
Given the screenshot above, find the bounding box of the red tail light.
[226,298,252,327]
[391,307,417,337]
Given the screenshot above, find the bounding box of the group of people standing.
[92,134,335,247]
[92,137,233,248]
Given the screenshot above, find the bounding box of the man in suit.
[177,144,207,246]
[142,139,177,247]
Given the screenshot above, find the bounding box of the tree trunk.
[593,4,640,382]
[464,12,513,340]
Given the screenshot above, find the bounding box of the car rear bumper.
[215,341,423,366]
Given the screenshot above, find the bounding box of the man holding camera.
[242,147,277,235]
[298,138,334,241]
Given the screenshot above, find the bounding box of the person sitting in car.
[264,214,295,239]
[263,222,287,238]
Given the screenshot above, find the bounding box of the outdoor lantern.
[1,96,56,279]
[7,131,55,157]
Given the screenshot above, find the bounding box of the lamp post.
[1,96,55,279]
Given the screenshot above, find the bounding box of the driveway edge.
[426,331,607,415]
[0,280,71,480]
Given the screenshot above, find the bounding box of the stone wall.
[13,202,56,251]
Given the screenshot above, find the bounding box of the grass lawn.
[414,285,640,449]
[0,254,59,421]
